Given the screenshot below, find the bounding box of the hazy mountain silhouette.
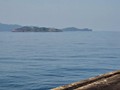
[0,23,21,32]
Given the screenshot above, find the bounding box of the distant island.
[12,26,62,32]
[62,27,92,31]
[13,26,92,32]
[0,23,92,32]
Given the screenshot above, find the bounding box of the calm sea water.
[0,31,120,90]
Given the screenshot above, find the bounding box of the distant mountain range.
[0,23,92,32]
[0,23,21,32]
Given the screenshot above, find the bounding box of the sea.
[0,31,120,90]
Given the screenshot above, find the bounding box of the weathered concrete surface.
[52,70,120,90]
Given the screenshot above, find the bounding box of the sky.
[0,0,120,31]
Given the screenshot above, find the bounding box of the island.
[0,23,93,32]
[12,26,62,32]
[62,27,92,31]
[13,26,92,32]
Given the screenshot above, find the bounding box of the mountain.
[12,26,62,32]
[62,27,92,31]
[0,23,21,32]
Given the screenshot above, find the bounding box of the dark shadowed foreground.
[52,70,120,90]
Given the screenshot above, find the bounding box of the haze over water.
[0,0,120,31]
[0,31,120,90]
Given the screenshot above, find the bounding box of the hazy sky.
[0,0,120,31]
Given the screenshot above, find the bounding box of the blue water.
[0,31,120,90]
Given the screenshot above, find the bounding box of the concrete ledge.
[52,70,120,90]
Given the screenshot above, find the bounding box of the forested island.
[0,23,92,32]
[12,26,92,32]
[12,26,62,32]
[62,27,92,31]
